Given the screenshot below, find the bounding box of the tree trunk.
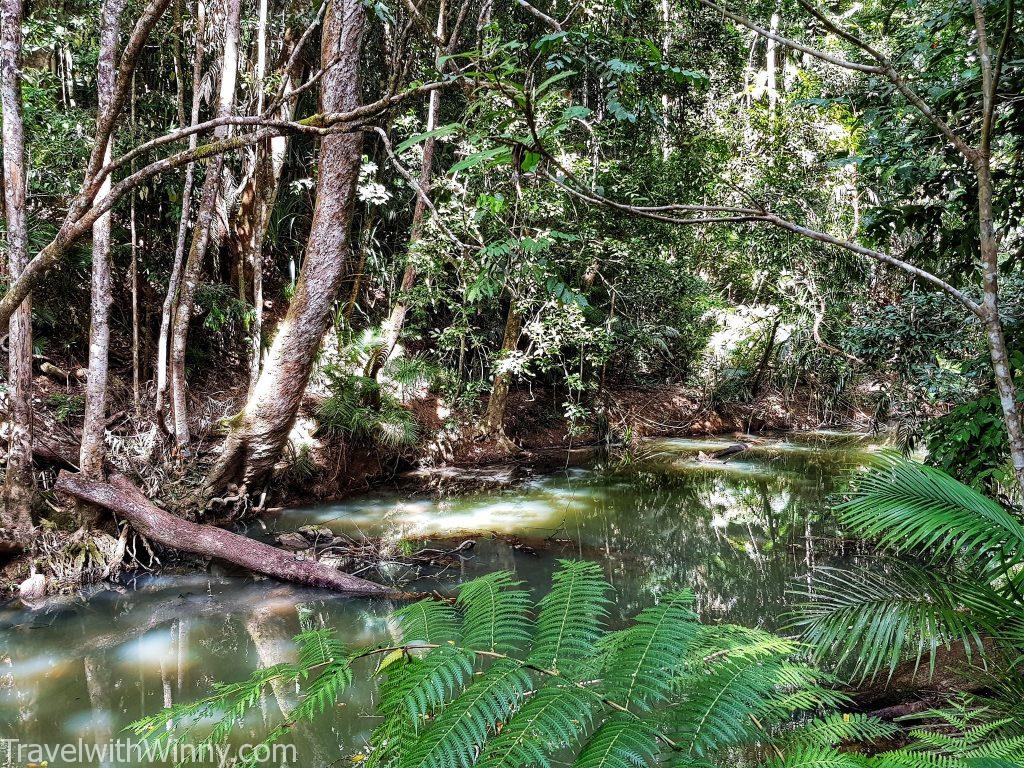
[205,0,366,495]
[54,471,402,595]
[1,0,35,549]
[79,0,128,520]
[169,0,240,449]
[229,13,297,397]
[376,8,446,374]
[156,0,205,430]
[976,155,1024,497]
[477,303,522,442]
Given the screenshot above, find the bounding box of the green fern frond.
[457,572,533,653]
[672,654,777,757]
[379,646,477,723]
[529,559,610,676]
[394,600,461,645]
[296,628,348,669]
[288,657,354,721]
[476,685,598,768]
[572,715,660,768]
[757,745,866,768]
[397,660,533,768]
[788,714,898,748]
[601,590,697,711]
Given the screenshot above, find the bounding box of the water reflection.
[0,433,878,766]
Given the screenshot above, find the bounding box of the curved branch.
[544,171,983,318]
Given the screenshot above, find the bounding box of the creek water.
[0,433,880,766]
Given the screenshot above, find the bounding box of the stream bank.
[0,380,877,599]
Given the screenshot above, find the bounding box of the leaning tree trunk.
[79,0,128,526]
[156,0,205,429]
[55,471,400,595]
[0,0,35,549]
[205,0,366,495]
[168,0,240,449]
[477,303,522,444]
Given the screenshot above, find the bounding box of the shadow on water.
[0,432,881,766]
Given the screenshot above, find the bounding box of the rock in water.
[18,572,46,601]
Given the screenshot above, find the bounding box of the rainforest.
[1,0,1023,766]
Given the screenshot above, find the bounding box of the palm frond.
[838,455,1024,566]
[793,565,986,683]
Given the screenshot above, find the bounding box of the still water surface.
[0,433,879,766]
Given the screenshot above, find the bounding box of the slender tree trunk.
[169,0,240,449]
[130,189,140,414]
[229,13,297,397]
[1,0,35,549]
[659,0,672,160]
[477,303,522,443]
[976,155,1024,495]
[375,5,446,374]
[80,0,128,514]
[156,0,205,431]
[205,0,366,494]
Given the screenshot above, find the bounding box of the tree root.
[54,471,407,597]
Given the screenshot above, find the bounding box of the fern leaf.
[288,657,354,721]
[529,559,610,677]
[398,659,533,768]
[458,571,533,653]
[601,590,697,711]
[788,714,898,748]
[758,745,866,768]
[572,714,660,768]
[477,685,599,768]
[394,600,461,645]
[379,646,477,723]
[672,655,779,757]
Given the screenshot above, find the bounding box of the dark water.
[0,433,879,766]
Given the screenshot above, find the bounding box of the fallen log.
[54,471,402,597]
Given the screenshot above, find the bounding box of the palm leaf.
[838,455,1024,565]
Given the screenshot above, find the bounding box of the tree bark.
[477,303,522,441]
[229,17,298,397]
[54,471,400,595]
[1,0,35,549]
[79,0,128,516]
[375,5,446,375]
[169,0,241,449]
[156,0,205,429]
[976,155,1024,496]
[205,0,366,494]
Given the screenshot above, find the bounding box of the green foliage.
[317,365,419,450]
[132,561,1017,768]
[795,456,1024,703]
[45,393,84,424]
